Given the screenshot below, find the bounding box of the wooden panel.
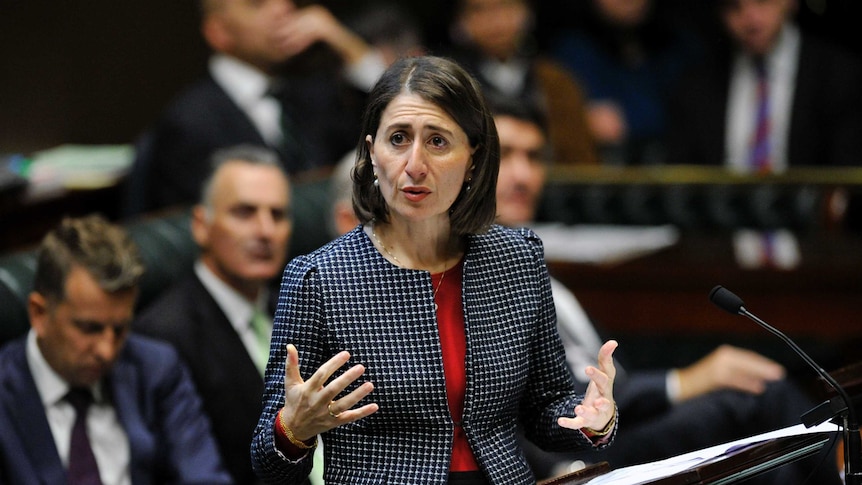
[547,230,862,368]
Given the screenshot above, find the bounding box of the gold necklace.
[371,224,447,311]
[432,268,446,311]
[371,225,402,266]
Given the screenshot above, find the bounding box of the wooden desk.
[538,432,834,485]
[541,165,862,232]
[546,230,862,370]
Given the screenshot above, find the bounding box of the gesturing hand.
[280,344,379,442]
[558,340,618,433]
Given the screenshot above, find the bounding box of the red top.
[433,259,480,472]
[276,259,481,471]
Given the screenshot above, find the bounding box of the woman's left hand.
[558,340,618,433]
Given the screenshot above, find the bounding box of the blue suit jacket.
[252,225,613,484]
[0,334,232,485]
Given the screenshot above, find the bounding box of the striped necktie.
[750,58,771,174]
[749,58,779,266]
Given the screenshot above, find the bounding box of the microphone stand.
[738,306,862,485]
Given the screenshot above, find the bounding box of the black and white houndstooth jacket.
[251,224,613,484]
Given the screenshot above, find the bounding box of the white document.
[531,223,680,265]
[585,421,840,485]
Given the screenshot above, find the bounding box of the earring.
[373,174,379,187]
[465,176,472,192]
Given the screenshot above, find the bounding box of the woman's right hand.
[281,344,379,441]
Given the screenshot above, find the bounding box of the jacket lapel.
[191,276,263,383]
[2,341,67,484]
[108,356,153,485]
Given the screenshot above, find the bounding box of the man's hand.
[675,344,785,402]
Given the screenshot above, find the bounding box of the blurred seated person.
[447,0,599,166]
[666,0,862,253]
[134,145,292,484]
[0,215,230,484]
[490,97,841,483]
[328,152,359,239]
[552,0,703,165]
[666,0,862,171]
[341,1,427,92]
[129,0,377,215]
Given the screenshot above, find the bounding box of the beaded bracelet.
[278,409,317,449]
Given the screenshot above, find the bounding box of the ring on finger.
[328,402,341,418]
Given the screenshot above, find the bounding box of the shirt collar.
[194,260,267,333]
[766,23,800,76]
[738,23,800,75]
[209,53,273,107]
[26,330,103,406]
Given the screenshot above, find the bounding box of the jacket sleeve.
[517,228,616,452]
[251,256,326,484]
[144,341,233,484]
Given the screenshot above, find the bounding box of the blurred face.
[458,0,531,60]
[204,0,299,71]
[594,0,651,27]
[721,0,794,56]
[194,161,291,299]
[494,115,547,226]
[29,267,135,387]
[367,93,476,226]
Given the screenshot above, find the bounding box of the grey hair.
[198,144,287,211]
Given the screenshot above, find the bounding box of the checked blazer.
[251,225,613,484]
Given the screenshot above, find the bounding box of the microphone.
[708,285,861,484]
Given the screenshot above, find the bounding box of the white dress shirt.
[549,278,698,402]
[209,54,283,147]
[342,49,388,93]
[194,261,272,371]
[26,331,131,485]
[479,57,530,97]
[725,24,800,174]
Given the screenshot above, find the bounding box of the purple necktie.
[750,59,771,173]
[66,388,102,485]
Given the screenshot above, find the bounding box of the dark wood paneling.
[548,231,862,370]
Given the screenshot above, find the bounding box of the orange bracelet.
[277,409,317,449]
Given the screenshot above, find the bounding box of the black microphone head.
[709,285,745,315]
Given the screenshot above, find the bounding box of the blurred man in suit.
[491,98,841,483]
[667,0,862,170]
[0,215,229,485]
[666,0,862,264]
[447,0,599,167]
[134,145,292,484]
[128,0,374,215]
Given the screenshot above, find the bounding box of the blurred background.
[1,0,861,376]
[1,0,859,153]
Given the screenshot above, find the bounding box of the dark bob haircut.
[352,55,499,236]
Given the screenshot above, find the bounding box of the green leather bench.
[0,178,333,347]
